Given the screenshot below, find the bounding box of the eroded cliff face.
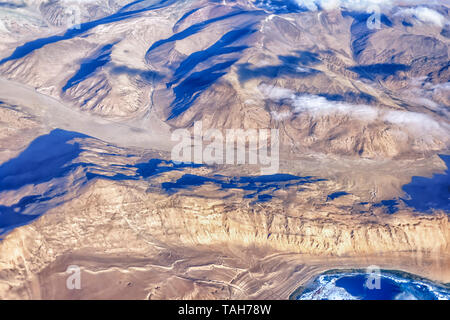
[66,179,448,255]
[0,175,448,299]
[0,101,448,299]
[0,0,449,300]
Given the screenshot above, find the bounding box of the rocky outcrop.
[0,178,448,299]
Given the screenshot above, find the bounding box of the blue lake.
[293,270,450,300]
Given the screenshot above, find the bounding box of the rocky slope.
[0,0,448,158]
[0,0,449,300]
[0,115,448,298]
[0,174,449,299]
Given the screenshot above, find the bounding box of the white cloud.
[259,84,295,100]
[383,109,442,132]
[293,0,397,11]
[59,0,99,3]
[291,0,448,16]
[296,66,314,73]
[293,0,319,11]
[259,84,449,139]
[271,110,293,120]
[394,6,447,27]
[260,84,378,121]
[317,0,341,11]
[431,82,450,93]
[290,94,379,121]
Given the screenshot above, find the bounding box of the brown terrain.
[0,0,449,299]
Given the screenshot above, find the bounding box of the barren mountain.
[0,0,449,300]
